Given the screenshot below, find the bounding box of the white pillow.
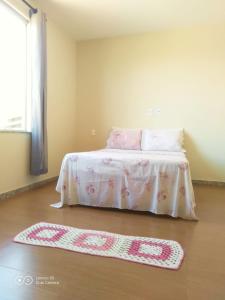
[141,128,184,151]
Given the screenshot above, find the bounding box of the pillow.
[141,128,184,151]
[106,128,141,150]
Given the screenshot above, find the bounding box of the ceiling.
[36,0,225,40]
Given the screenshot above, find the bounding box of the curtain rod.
[21,0,38,14]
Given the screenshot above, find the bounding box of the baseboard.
[192,180,225,187]
[0,177,224,201]
[0,176,58,201]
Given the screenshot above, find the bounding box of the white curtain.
[30,10,48,175]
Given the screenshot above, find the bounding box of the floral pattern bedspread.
[54,149,197,220]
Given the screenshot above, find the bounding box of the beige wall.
[1,21,225,193]
[0,18,77,194]
[76,25,225,182]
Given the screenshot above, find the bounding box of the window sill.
[0,130,31,134]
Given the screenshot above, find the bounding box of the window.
[0,0,30,132]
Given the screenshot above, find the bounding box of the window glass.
[0,0,29,131]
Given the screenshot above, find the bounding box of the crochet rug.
[14,222,184,270]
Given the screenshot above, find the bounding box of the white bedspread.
[54,149,197,220]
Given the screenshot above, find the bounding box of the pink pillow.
[106,128,141,150]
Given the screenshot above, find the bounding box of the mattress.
[53,149,197,220]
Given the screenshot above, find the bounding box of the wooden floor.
[0,183,225,300]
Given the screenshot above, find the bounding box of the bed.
[53,148,197,220]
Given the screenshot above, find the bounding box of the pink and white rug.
[14,222,184,270]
